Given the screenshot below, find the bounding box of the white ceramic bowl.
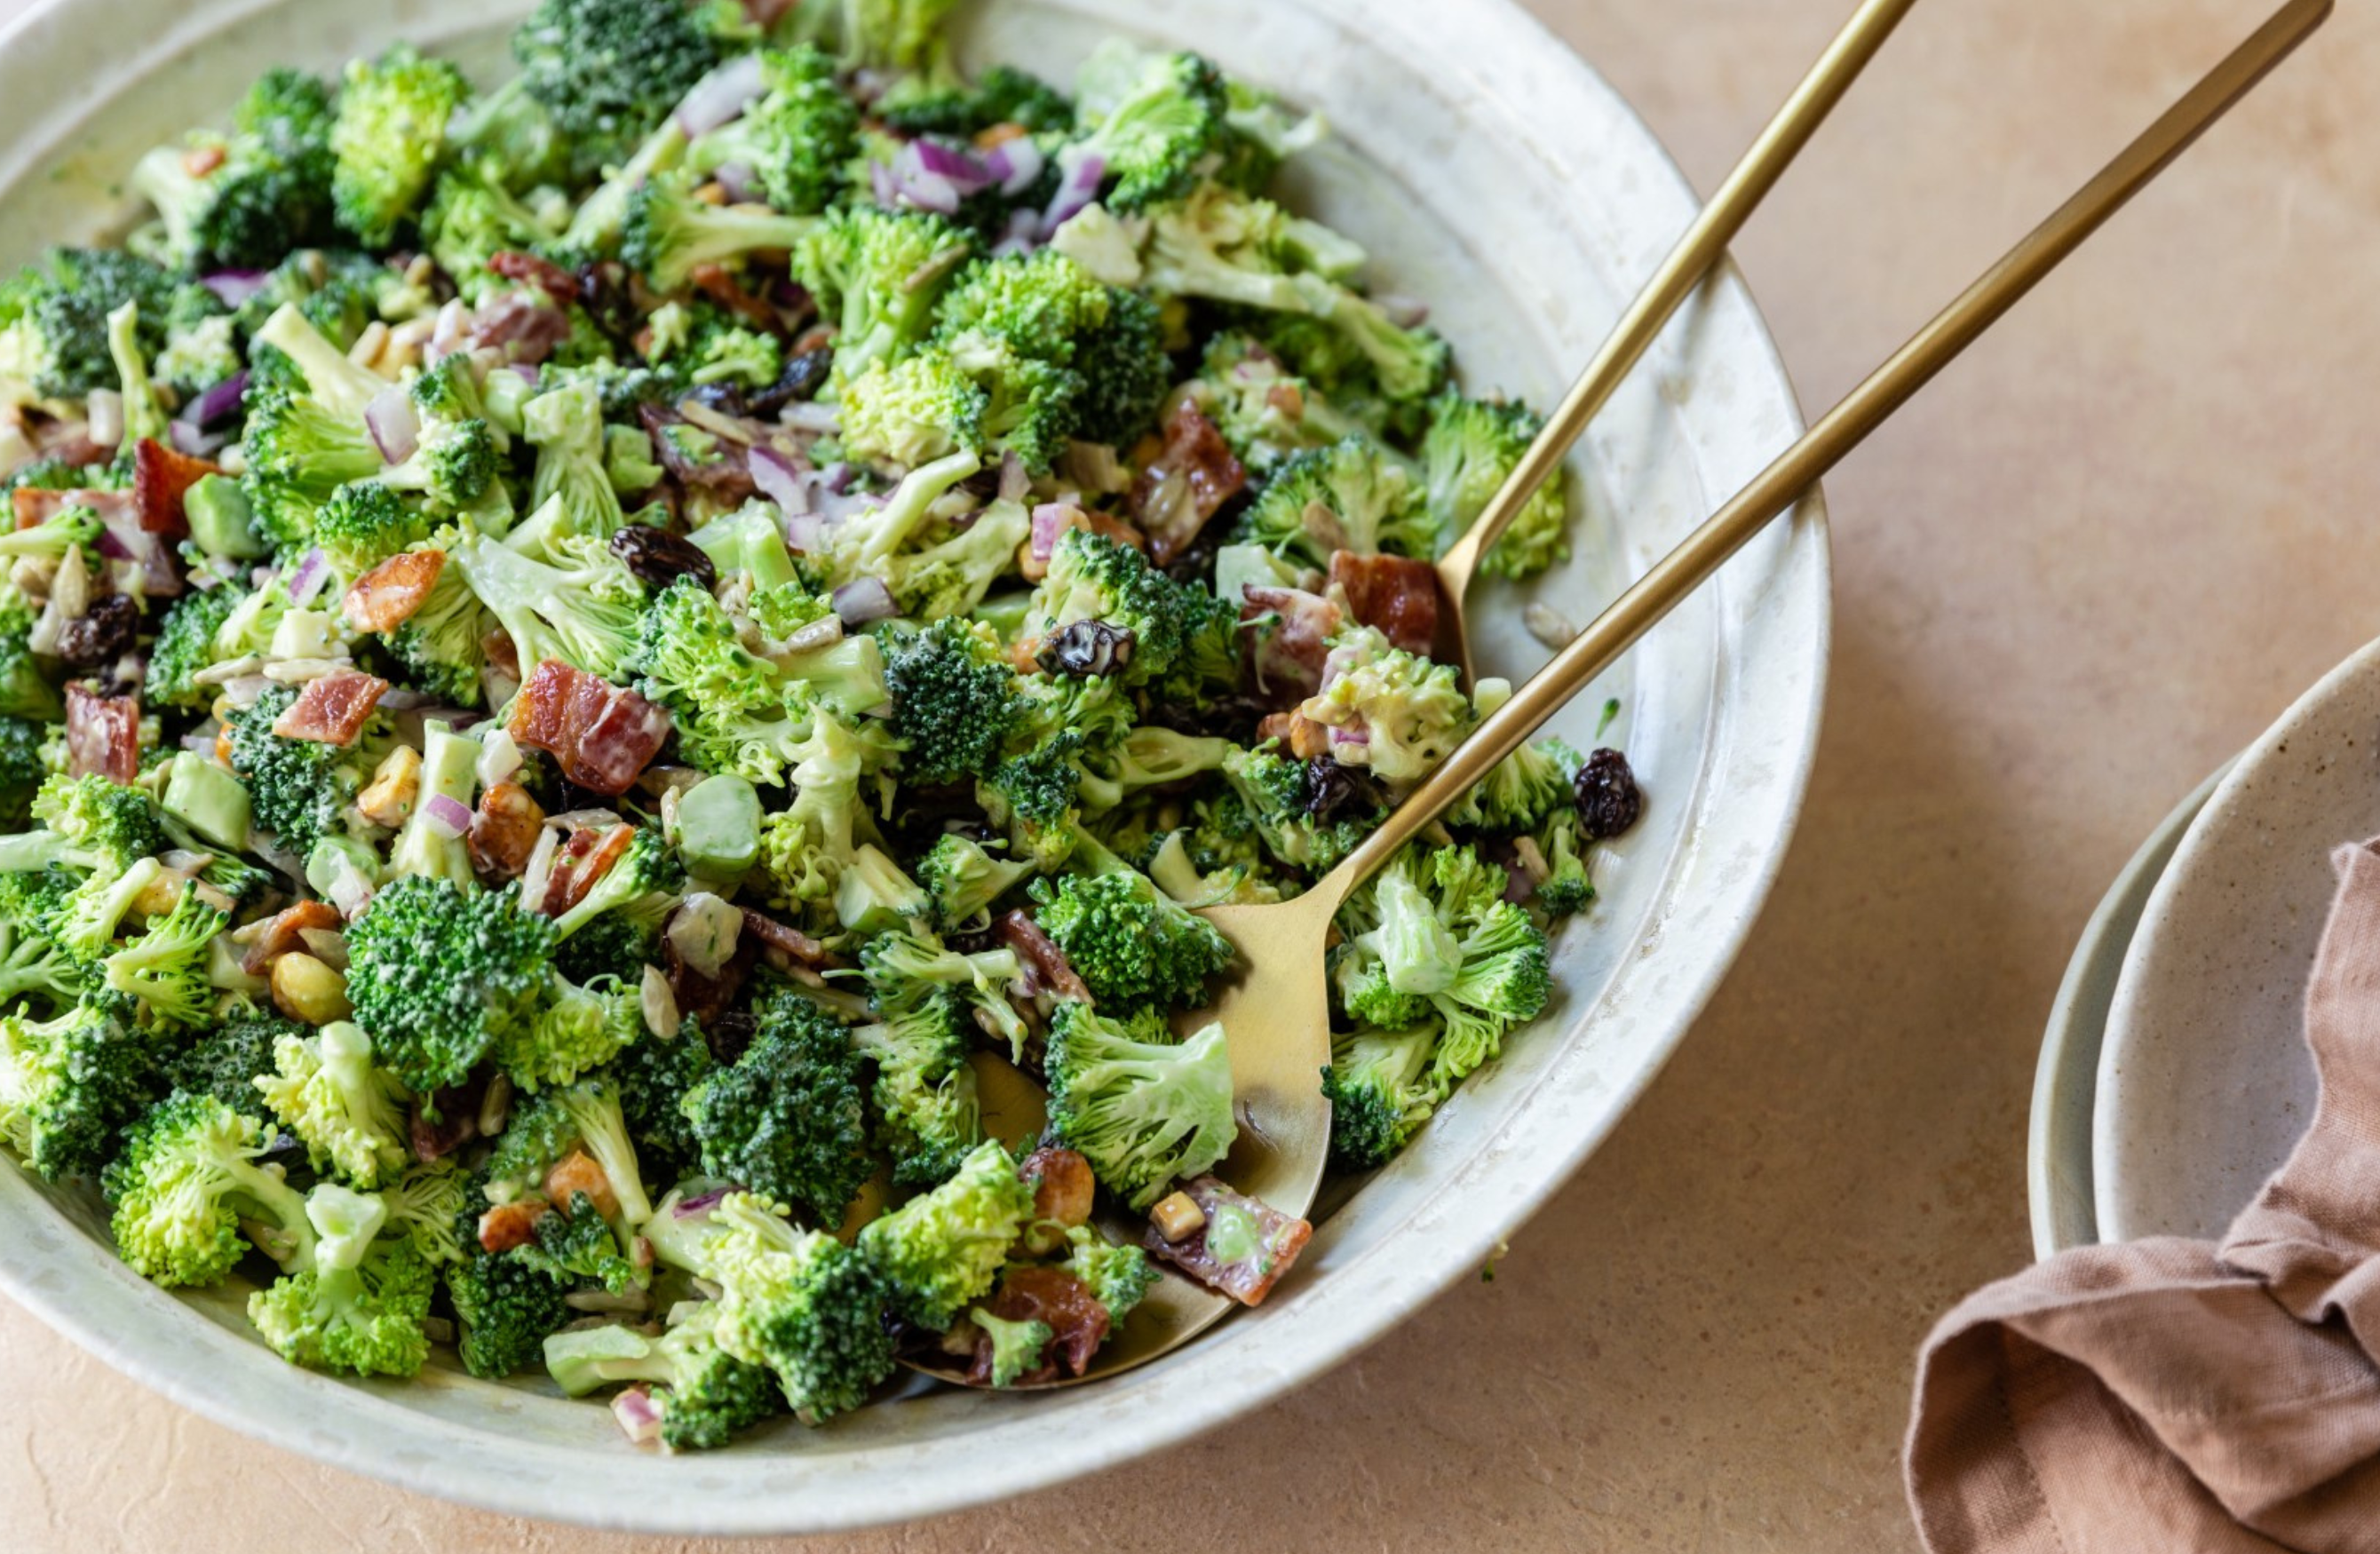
[0,0,1830,1532]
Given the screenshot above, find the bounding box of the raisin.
[1303,756,1382,821]
[1575,748,1642,839]
[609,525,718,591]
[56,593,139,671]
[745,347,833,416]
[1036,620,1136,678]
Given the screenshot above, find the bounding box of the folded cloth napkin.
[1907,841,2380,1554]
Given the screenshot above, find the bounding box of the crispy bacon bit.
[967,1266,1110,1385]
[478,1200,552,1255]
[1240,585,1342,710]
[469,781,546,879]
[1328,551,1440,659]
[343,548,446,632]
[543,1149,620,1222]
[467,291,573,362]
[241,900,345,976]
[689,262,781,330]
[742,908,832,967]
[1019,1146,1096,1252]
[508,660,671,796]
[271,670,389,746]
[64,685,139,783]
[1130,402,1244,565]
[1143,1175,1312,1306]
[130,438,218,536]
[488,250,578,305]
[413,1076,486,1162]
[999,909,1089,1003]
[542,821,635,916]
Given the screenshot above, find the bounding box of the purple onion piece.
[674,53,766,137]
[869,158,900,210]
[287,550,329,606]
[184,369,249,429]
[1029,503,1081,561]
[611,1388,663,1445]
[167,421,229,458]
[781,512,827,554]
[993,135,1045,196]
[1042,149,1107,232]
[364,385,420,465]
[1328,725,1370,747]
[990,207,1042,259]
[424,793,473,838]
[821,462,856,495]
[888,145,963,216]
[996,451,1028,503]
[747,444,807,512]
[909,137,995,194]
[712,161,760,204]
[198,269,269,306]
[830,576,897,626]
[672,1187,731,1218]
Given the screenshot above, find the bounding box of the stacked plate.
[2030,639,2380,1256]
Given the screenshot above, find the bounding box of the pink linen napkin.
[1908,841,2380,1554]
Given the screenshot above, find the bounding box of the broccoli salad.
[0,0,1642,1447]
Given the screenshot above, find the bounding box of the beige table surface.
[4,0,2371,1548]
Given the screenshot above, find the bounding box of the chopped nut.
[545,1149,620,1221]
[131,868,197,918]
[477,1073,513,1139]
[1150,1190,1207,1244]
[640,964,680,1041]
[478,1200,549,1254]
[270,952,352,1025]
[357,743,423,828]
[345,320,391,370]
[296,926,349,971]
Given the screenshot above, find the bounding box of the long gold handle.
[1438,0,1921,581]
[1338,0,2329,892]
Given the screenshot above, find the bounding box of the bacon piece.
[1143,1175,1313,1306]
[412,1077,485,1162]
[64,685,139,783]
[15,485,121,530]
[469,781,545,880]
[467,290,573,363]
[966,1266,1110,1385]
[507,659,671,796]
[478,1200,552,1255]
[543,1150,620,1222]
[481,627,522,684]
[690,261,781,330]
[1129,402,1244,565]
[343,548,445,632]
[1239,585,1342,710]
[270,670,389,747]
[541,821,636,916]
[742,908,832,967]
[241,900,345,976]
[1328,551,1440,659]
[488,250,578,305]
[130,438,218,536]
[1019,1146,1096,1249]
[999,909,1089,1003]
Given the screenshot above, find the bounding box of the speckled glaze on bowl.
[2097,640,2380,1243]
[0,0,1830,1532]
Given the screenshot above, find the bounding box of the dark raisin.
[1036,620,1136,678]
[1303,756,1382,821]
[684,381,750,419]
[745,347,833,416]
[610,525,718,591]
[956,464,1004,501]
[1162,537,1218,591]
[702,1010,758,1065]
[945,927,1004,955]
[1575,748,1642,839]
[56,593,139,671]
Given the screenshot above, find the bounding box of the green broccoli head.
[145,584,250,711]
[130,67,337,273]
[1298,626,1473,789]
[932,249,1113,367]
[448,1239,575,1378]
[103,1090,309,1286]
[682,988,870,1226]
[514,1189,640,1293]
[795,206,976,388]
[856,1138,1033,1329]
[1022,528,1207,688]
[1072,286,1170,448]
[253,1019,412,1187]
[101,880,230,1035]
[623,175,816,295]
[1027,843,1234,1014]
[345,877,559,1093]
[881,616,1023,787]
[247,1185,436,1376]
[385,536,491,707]
[1447,692,1579,835]
[857,924,1031,1064]
[1043,1002,1236,1211]
[449,528,648,685]
[608,1021,715,1181]
[163,1012,307,1113]
[0,1003,155,1183]
[330,45,469,248]
[224,685,369,857]
[0,248,191,400]
[511,0,724,184]
[1234,436,1433,569]
[311,481,440,577]
[540,1301,784,1449]
[495,971,645,1093]
[836,346,988,470]
[421,165,568,303]
[1423,390,1567,579]
[684,44,859,216]
[878,64,1075,139]
[697,1193,896,1423]
[3,771,165,876]
[916,832,1036,930]
[1070,42,1229,213]
[850,989,980,1187]
[1320,1021,1439,1169]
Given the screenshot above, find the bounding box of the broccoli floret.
[850,988,980,1187]
[103,1090,309,1286]
[1234,436,1432,568]
[497,971,645,1095]
[0,1003,152,1183]
[858,923,1031,1062]
[1448,691,1578,835]
[385,537,491,705]
[941,331,1083,473]
[879,616,1022,787]
[521,379,625,544]
[0,499,100,563]
[1528,807,1594,919]
[0,583,56,722]
[835,347,985,469]
[163,1013,305,1113]
[916,832,1035,930]
[515,1189,639,1293]
[840,0,961,72]
[634,574,785,722]
[247,1184,436,1376]
[144,584,248,710]
[0,772,164,876]
[1059,1223,1155,1321]
[1043,1002,1235,1210]
[1297,625,1473,789]
[543,1300,783,1449]
[252,1019,411,1187]
[879,63,1074,138]
[0,718,40,829]
[1136,185,1304,313]
[966,1304,1051,1388]
[448,74,569,194]
[450,528,647,683]
[1211,746,1374,875]
[330,45,469,248]
[496,1074,655,1229]
[623,176,816,295]
[681,1193,894,1423]
[1320,1021,1439,1168]
[130,68,337,273]
[511,0,724,184]
[932,249,1112,367]
[855,1138,1032,1329]
[1069,42,1229,213]
[223,685,365,857]
[795,206,975,390]
[1021,527,1206,688]
[683,45,859,216]
[345,876,558,1093]
[1027,824,1234,1012]
[0,870,92,1013]
[1423,390,1567,580]
[101,880,229,1035]
[421,166,568,303]
[311,481,439,577]
[1072,286,1170,448]
[1260,286,1451,408]
[745,706,900,899]
[551,825,683,942]
[448,1241,575,1378]
[0,248,188,400]
[609,1022,714,1179]
[682,988,869,1226]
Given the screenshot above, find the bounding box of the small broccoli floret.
[1234,436,1432,568]
[835,346,985,470]
[1320,1021,1439,1168]
[541,1301,783,1448]
[0,873,99,1015]
[880,616,1022,786]
[330,45,469,248]
[1068,44,1229,214]
[130,68,337,273]
[686,1193,894,1423]
[496,1074,655,1230]
[0,583,56,723]
[1043,1002,1235,1211]
[795,207,976,390]
[855,1138,1032,1329]
[144,584,248,710]
[932,249,1112,368]
[252,1019,411,1187]
[0,248,188,401]
[448,1240,574,1378]
[916,833,1035,930]
[1263,284,1452,408]
[1136,185,1303,313]
[1072,286,1170,448]
[511,0,724,184]
[0,501,100,563]
[345,876,558,1093]
[634,574,783,720]
[247,1184,436,1376]
[1298,626,1472,789]
[850,989,980,1187]
[421,166,568,303]
[223,685,365,857]
[103,1090,309,1286]
[881,496,1032,623]
[683,45,858,216]
[1027,829,1234,1013]
[311,481,438,577]
[496,971,644,1094]
[514,1189,640,1293]
[966,1304,1051,1388]
[1528,808,1594,919]
[521,380,625,546]
[385,538,491,706]
[942,331,1083,473]
[551,825,683,942]
[451,528,647,683]
[623,176,816,296]
[0,772,164,876]
[746,706,900,900]
[0,718,39,829]
[1212,745,1376,875]
[102,880,229,1035]
[1423,390,1567,579]
[609,1023,714,1179]
[879,63,1074,138]
[1060,1223,1155,1322]
[164,1013,305,1113]
[1021,527,1206,688]
[1448,689,1578,835]
[682,988,869,1225]
[858,923,1031,1062]
[0,1003,152,1183]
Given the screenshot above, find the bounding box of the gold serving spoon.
[924,0,2329,1391]
[1432,0,1919,683]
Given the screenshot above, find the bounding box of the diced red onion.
[831,576,897,626]
[748,444,806,512]
[672,1187,730,1218]
[365,384,419,465]
[1029,503,1082,562]
[423,793,473,839]
[989,208,1042,259]
[287,550,330,606]
[1500,857,1535,904]
[821,461,856,495]
[92,520,133,560]
[781,512,827,554]
[910,138,995,194]
[996,452,1028,503]
[184,369,249,429]
[168,421,229,458]
[713,162,760,204]
[869,158,900,210]
[611,1388,663,1446]
[96,505,178,587]
[199,269,270,307]
[674,54,766,138]
[1329,725,1370,747]
[1042,149,1107,233]
[1375,294,1431,329]
[986,136,1044,196]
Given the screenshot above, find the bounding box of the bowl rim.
[0,0,1833,1531]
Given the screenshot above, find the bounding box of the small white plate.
[2027,764,2228,1257]
[2094,638,2380,1243]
